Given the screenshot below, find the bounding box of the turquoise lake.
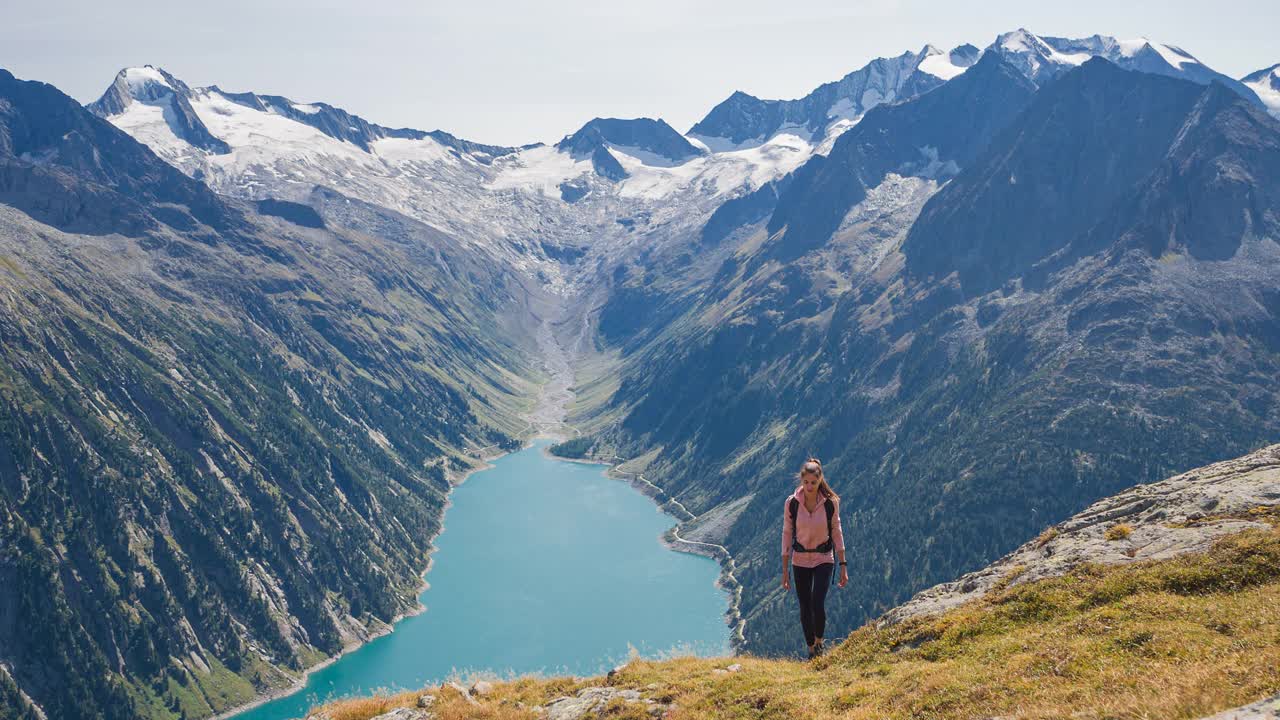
[231,439,730,720]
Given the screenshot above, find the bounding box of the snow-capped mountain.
[551,117,705,184]
[91,31,1269,297]
[688,44,981,153]
[88,66,230,154]
[91,65,519,159]
[88,66,823,293]
[556,118,705,166]
[688,29,1264,156]
[988,29,1261,103]
[1243,64,1280,118]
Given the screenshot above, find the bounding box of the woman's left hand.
[838,568,848,588]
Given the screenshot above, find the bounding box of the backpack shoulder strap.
[789,497,799,543]
[824,498,835,540]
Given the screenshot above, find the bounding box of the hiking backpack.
[788,496,835,554]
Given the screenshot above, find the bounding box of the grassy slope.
[311,521,1280,720]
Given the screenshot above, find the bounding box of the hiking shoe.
[813,640,825,658]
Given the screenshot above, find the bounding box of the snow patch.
[607,144,690,168]
[917,51,968,80]
[290,102,321,114]
[489,145,591,196]
[372,136,455,165]
[124,66,171,95]
[1148,42,1196,69]
[1244,72,1280,118]
[617,129,814,200]
[1116,38,1149,57]
[687,133,765,153]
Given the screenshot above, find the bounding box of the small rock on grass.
[444,681,479,705]
[544,686,650,720]
[470,680,494,697]
[370,709,432,720]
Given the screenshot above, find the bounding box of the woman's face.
[801,466,821,492]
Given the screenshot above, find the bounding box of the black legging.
[792,562,833,647]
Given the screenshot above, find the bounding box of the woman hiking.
[782,457,847,659]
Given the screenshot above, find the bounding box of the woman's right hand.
[782,572,790,590]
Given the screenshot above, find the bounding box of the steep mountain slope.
[764,52,1037,263]
[0,70,539,720]
[577,59,1280,656]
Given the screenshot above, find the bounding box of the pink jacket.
[782,487,844,569]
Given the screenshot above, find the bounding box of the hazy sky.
[3,0,1277,146]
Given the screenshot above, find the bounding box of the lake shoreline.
[214,440,517,720]
[218,302,733,720]
[545,446,747,651]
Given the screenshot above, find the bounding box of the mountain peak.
[88,64,229,154]
[91,64,190,114]
[119,65,181,98]
[985,29,1261,105]
[556,117,703,169]
[995,27,1039,51]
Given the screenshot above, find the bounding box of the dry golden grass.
[1105,523,1134,541]
[310,527,1280,720]
[1034,526,1061,548]
[312,690,421,720]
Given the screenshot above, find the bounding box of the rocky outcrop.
[1202,693,1280,719]
[543,686,669,719]
[881,443,1280,626]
